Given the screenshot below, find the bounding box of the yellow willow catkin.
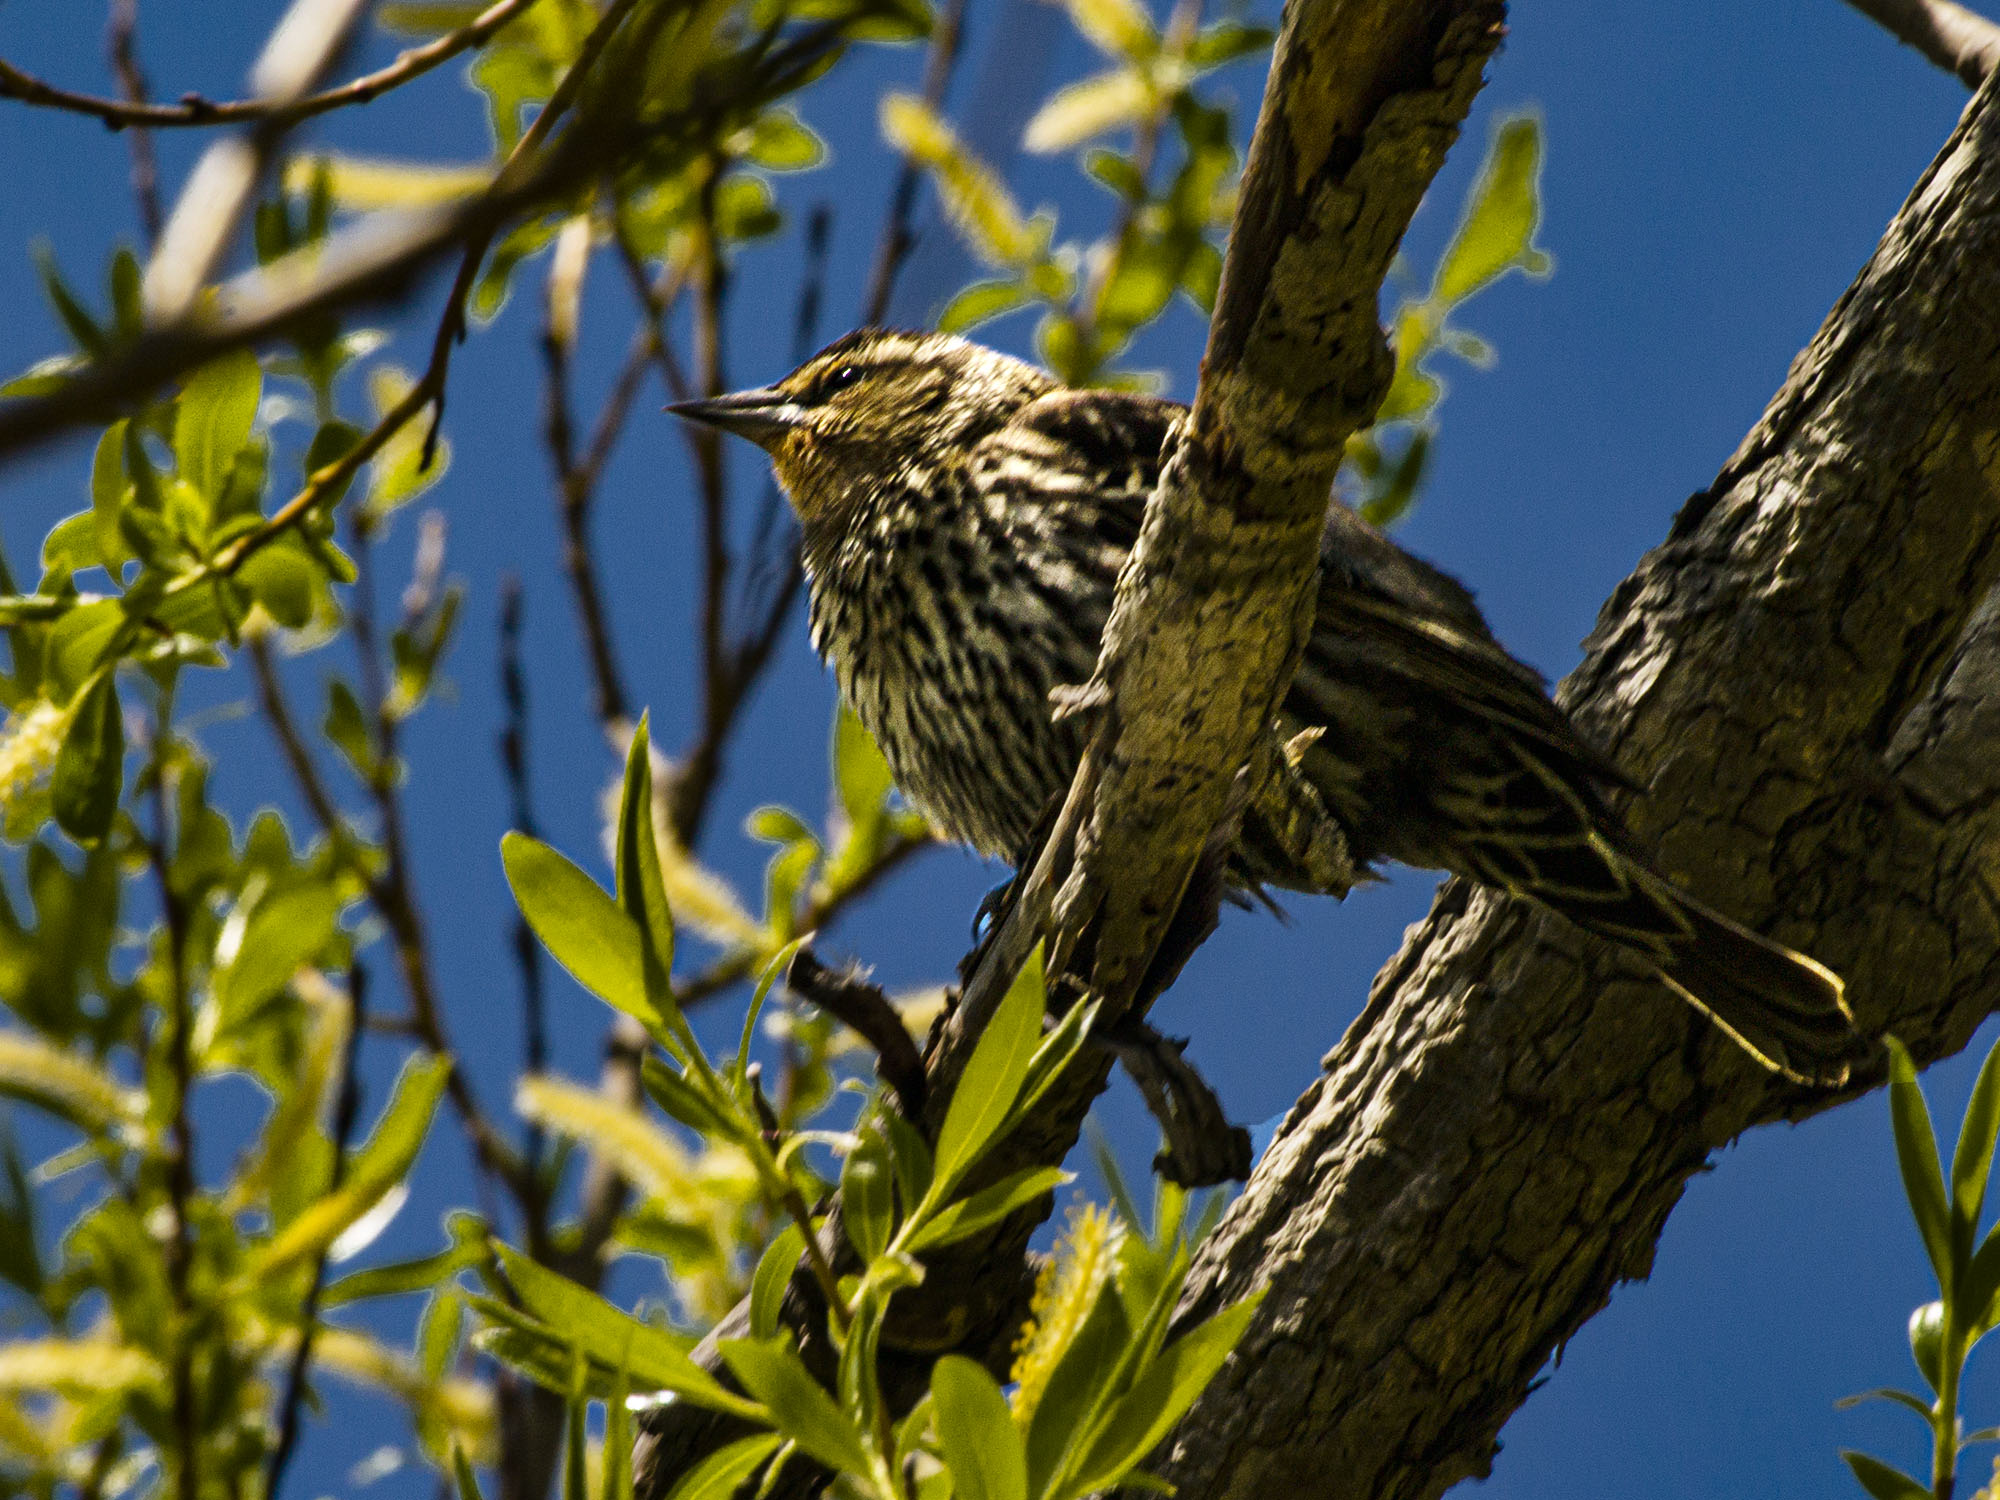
[1010,1201,1121,1428]
[0,698,70,814]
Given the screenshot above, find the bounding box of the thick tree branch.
[1843,0,2000,87]
[1156,63,2000,1500]
[634,1,1507,1490]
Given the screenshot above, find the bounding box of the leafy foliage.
[0,0,1547,1494]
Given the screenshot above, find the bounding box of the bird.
[670,327,1861,1086]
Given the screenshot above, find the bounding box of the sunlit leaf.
[175,348,262,506]
[717,1337,869,1476]
[1025,70,1152,154]
[282,154,490,210]
[51,672,122,844]
[906,1167,1070,1253]
[1887,1036,1954,1295]
[1431,114,1551,308]
[501,831,654,1026]
[934,1355,1027,1500]
[931,944,1047,1199]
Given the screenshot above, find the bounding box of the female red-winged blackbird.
[672,328,1861,1085]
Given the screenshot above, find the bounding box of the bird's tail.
[1558,853,1861,1086]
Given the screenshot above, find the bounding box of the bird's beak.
[666,387,808,449]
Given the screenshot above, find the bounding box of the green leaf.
[254,1054,449,1277]
[35,249,108,357]
[365,367,450,515]
[1840,1451,1931,1500]
[832,702,893,831]
[615,719,676,999]
[745,109,826,171]
[45,600,122,701]
[717,1337,871,1477]
[1888,1036,1954,1294]
[1179,239,1221,314]
[842,1127,895,1262]
[175,349,263,505]
[642,1056,732,1138]
[932,945,1048,1197]
[323,678,375,782]
[750,1223,808,1340]
[1431,114,1551,308]
[52,673,122,843]
[662,1434,782,1500]
[1024,70,1152,154]
[932,1355,1027,1500]
[1062,1288,1265,1496]
[1963,1230,2000,1340]
[1001,996,1098,1138]
[90,421,133,570]
[489,1245,751,1414]
[501,831,655,1027]
[238,541,320,630]
[907,1167,1070,1253]
[1184,22,1272,69]
[452,1446,487,1500]
[1910,1300,1946,1393]
[1834,1388,1935,1421]
[1952,1037,2000,1261]
[217,881,340,1022]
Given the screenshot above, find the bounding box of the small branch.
[347,518,525,1208]
[542,213,634,730]
[497,578,549,1185]
[1842,0,2000,87]
[859,0,967,325]
[145,687,200,1500]
[105,0,163,245]
[265,962,370,1500]
[785,948,926,1116]
[0,0,541,130]
[673,832,932,1009]
[1097,1018,1249,1188]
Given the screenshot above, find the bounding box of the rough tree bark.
[1157,62,2000,1500]
[641,6,2000,1499]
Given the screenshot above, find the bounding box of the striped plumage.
[671,329,1861,1086]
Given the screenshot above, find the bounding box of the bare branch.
[105,0,163,245]
[0,0,541,130]
[860,0,967,325]
[1843,0,2000,86]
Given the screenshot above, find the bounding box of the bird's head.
[668,329,1056,528]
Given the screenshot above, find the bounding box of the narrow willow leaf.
[938,279,1033,336]
[175,348,262,504]
[282,154,490,210]
[906,1168,1070,1253]
[1887,1037,1954,1294]
[1430,114,1552,308]
[452,1446,488,1500]
[1834,1387,1935,1421]
[1061,1288,1266,1497]
[1840,1451,1931,1500]
[843,1127,895,1262]
[217,882,339,1022]
[254,1055,449,1277]
[717,1338,871,1477]
[932,944,1048,1197]
[1952,1038,2000,1254]
[615,717,676,996]
[500,832,654,1026]
[1056,0,1158,61]
[52,672,122,843]
[932,1355,1028,1500]
[750,1223,807,1341]
[662,1434,781,1500]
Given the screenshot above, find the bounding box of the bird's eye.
[819,364,863,398]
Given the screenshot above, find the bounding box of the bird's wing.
[969,388,1180,547]
[1312,502,1631,790]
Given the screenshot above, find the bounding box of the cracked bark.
[1154,63,2000,1500]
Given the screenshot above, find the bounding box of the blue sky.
[0,0,1994,1495]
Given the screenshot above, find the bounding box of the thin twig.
[498,578,549,1186]
[0,0,542,130]
[859,0,967,326]
[1841,0,2000,86]
[347,516,525,1207]
[105,0,163,245]
[785,948,926,1115]
[265,962,371,1500]
[542,212,634,729]
[144,686,200,1500]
